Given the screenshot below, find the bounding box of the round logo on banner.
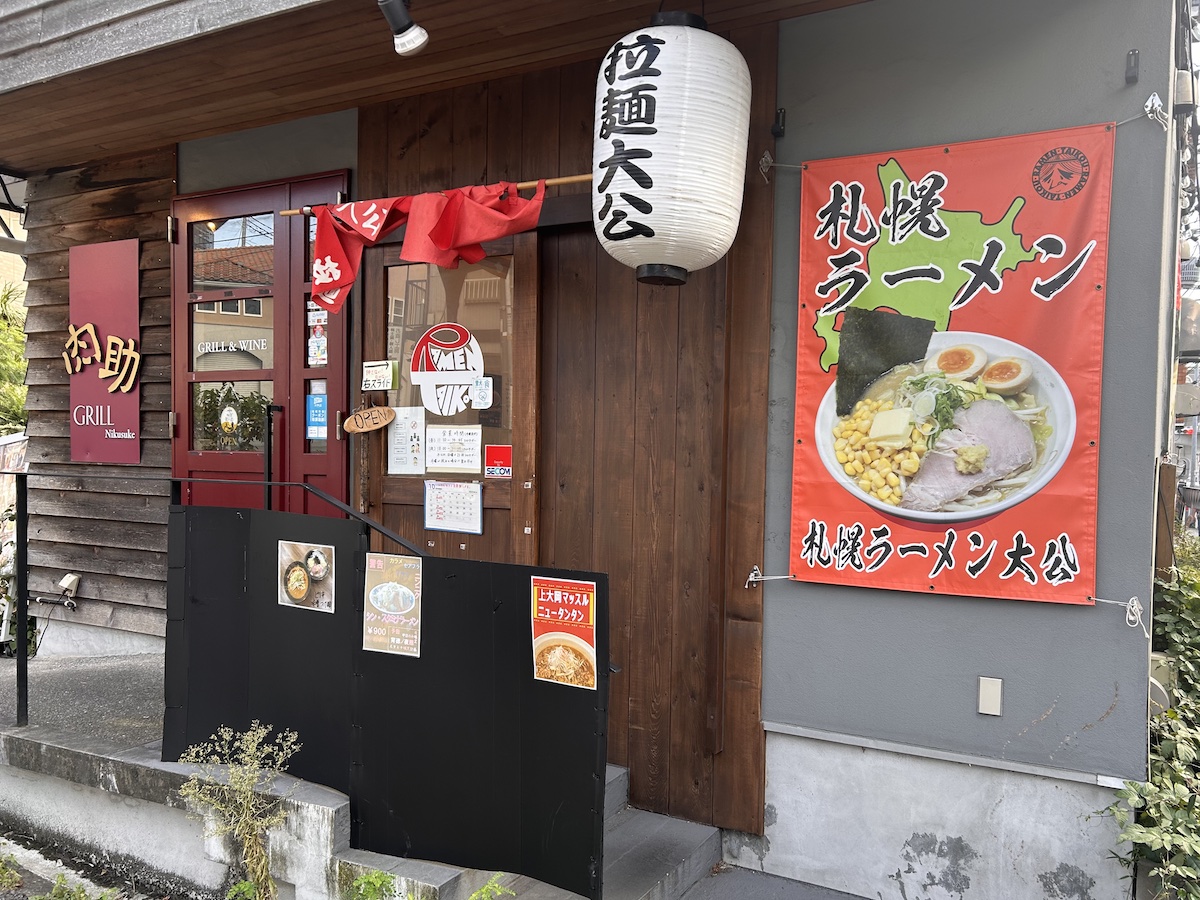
[1031,146,1090,201]
[410,323,485,417]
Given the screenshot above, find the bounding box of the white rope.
[1092,595,1149,639]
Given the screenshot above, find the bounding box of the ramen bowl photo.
[368,581,416,615]
[283,560,311,603]
[532,632,596,689]
[815,331,1076,523]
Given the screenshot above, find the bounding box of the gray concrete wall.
[763,0,1174,782]
[177,109,358,195]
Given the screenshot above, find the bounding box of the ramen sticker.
[278,540,335,613]
[363,552,422,657]
[791,123,1113,604]
[531,576,597,690]
[410,323,487,417]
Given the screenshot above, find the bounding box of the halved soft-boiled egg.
[924,343,988,379]
[980,357,1033,394]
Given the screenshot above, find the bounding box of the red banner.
[310,181,545,313]
[790,124,1114,603]
[67,239,141,464]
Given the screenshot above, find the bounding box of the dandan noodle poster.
[790,123,1114,603]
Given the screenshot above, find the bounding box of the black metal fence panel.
[164,505,608,899]
[351,555,609,898]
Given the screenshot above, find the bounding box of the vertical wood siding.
[21,147,176,636]
[360,29,774,832]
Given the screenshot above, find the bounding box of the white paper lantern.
[592,12,752,285]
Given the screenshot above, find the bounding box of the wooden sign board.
[343,406,396,434]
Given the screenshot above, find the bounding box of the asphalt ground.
[0,654,860,900]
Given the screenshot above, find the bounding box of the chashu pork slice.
[900,399,1036,513]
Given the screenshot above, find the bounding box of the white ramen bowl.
[368,581,416,615]
[813,331,1077,523]
[532,631,596,685]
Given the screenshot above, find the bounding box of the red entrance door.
[171,173,349,515]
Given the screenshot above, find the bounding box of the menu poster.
[278,540,335,613]
[531,576,597,690]
[363,552,422,657]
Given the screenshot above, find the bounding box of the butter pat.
[868,407,915,449]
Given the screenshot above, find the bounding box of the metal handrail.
[10,471,424,727]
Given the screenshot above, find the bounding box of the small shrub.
[0,854,22,891]
[351,870,396,900]
[468,874,515,900]
[178,721,301,900]
[1102,543,1200,899]
[30,875,115,900]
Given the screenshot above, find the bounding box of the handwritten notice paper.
[388,406,426,475]
[426,425,482,473]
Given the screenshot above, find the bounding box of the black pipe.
[264,405,284,510]
[16,471,27,726]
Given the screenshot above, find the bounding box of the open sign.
[343,406,397,434]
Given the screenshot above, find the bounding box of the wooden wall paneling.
[557,60,597,194]
[141,296,171,328]
[28,469,172,497]
[356,104,389,530]
[26,437,170,468]
[627,280,679,812]
[521,68,560,190]
[418,88,455,193]
[22,144,176,638]
[23,148,177,204]
[31,593,168,635]
[451,83,490,188]
[23,182,171,229]
[549,227,597,571]
[23,215,169,248]
[32,515,167,553]
[537,229,561,560]
[510,232,540,566]
[486,75,524,184]
[359,249,386,532]
[357,103,390,200]
[710,22,777,835]
[29,539,166,584]
[23,407,169,440]
[592,245,637,768]
[23,279,66,309]
[387,96,425,198]
[667,261,724,822]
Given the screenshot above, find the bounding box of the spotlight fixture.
[378,0,428,56]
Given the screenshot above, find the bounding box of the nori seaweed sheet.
[835,307,936,416]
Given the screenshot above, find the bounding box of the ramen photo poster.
[363,552,422,657]
[278,540,336,612]
[531,576,597,690]
[790,123,1114,603]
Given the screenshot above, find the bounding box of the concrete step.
[605,763,630,823]
[597,806,721,900]
[480,806,720,900]
[0,724,716,900]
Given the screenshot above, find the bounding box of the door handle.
[336,410,343,441]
